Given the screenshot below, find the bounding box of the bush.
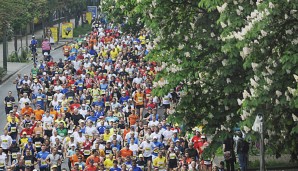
[73,24,91,37]
[0,67,6,80]
[8,48,30,62]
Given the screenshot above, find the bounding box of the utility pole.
[3,26,8,72]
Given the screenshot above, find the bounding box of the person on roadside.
[223,134,236,171]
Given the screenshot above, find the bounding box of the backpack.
[238,139,249,153]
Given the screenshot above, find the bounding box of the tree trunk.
[20,30,23,48]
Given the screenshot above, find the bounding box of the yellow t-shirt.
[153,156,166,169]
[101,50,107,57]
[104,158,113,169]
[139,35,146,45]
[103,132,113,141]
[110,50,118,61]
[7,116,19,123]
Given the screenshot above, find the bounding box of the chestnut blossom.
[217,2,228,13]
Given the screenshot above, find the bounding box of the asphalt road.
[0,47,72,169]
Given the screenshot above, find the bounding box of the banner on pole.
[87,6,98,18]
[61,23,73,39]
[50,27,58,43]
[86,12,92,24]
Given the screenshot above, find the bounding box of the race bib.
[138,97,143,103]
[41,160,47,166]
[48,96,52,101]
[146,94,151,98]
[204,160,212,165]
[37,96,42,101]
[78,83,83,87]
[86,100,90,104]
[7,102,12,107]
[0,162,4,167]
[158,161,164,166]
[64,49,69,53]
[164,97,169,101]
[105,150,111,154]
[145,147,151,151]
[84,150,91,155]
[68,96,73,101]
[12,153,17,159]
[169,153,176,159]
[2,139,7,143]
[35,142,41,148]
[105,102,110,106]
[25,160,31,166]
[11,127,16,132]
[79,165,82,170]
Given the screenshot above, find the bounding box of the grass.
[73,24,91,37]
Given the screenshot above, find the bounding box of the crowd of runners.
[0,16,233,171]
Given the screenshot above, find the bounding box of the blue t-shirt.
[36,151,50,168]
[110,167,121,171]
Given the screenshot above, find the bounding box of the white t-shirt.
[162,93,172,105]
[42,116,54,129]
[19,98,31,108]
[129,143,139,156]
[162,130,173,143]
[148,120,159,128]
[0,153,7,167]
[0,135,12,149]
[85,126,97,136]
[140,141,154,157]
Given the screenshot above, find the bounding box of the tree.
[103,0,298,160]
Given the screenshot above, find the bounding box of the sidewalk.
[0,19,78,84]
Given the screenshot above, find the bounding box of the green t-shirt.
[57,128,68,137]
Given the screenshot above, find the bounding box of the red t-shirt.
[192,135,202,150]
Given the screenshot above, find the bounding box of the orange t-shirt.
[50,110,58,120]
[34,109,44,120]
[134,93,145,105]
[70,154,81,166]
[21,107,34,116]
[33,126,43,135]
[120,149,133,158]
[123,129,130,140]
[86,155,100,166]
[129,114,139,126]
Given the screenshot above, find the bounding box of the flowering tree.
[103,0,298,159]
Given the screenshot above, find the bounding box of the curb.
[0,44,65,85]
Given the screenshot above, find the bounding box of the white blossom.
[220,125,227,130]
[202,29,207,33]
[190,22,195,30]
[260,30,267,36]
[292,114,298,121]
[268,2,275,9]
[196,44,202,50]
[202,119,208,125]
[293,74,298,82]
[222,59,228,66]
[264,77,273,85]
[250,78,259,88]
[226,78,231,84]
[137,0,142,3]
[240,47,252,59]
[184,52,190,58]
[254,75,260,81]
[211,32,215,37]
[243,90,251,99]
[285,14,289,19]
[226,115,231,121]
[238,6,244,11]
[120,5,125,10]
[263,85,269,91]
[275,99,280,105]
[276,90,282,97]
[243,126,251,133]
[251,62,259,71]
[220,22,227,28]
[149,13,154,19]
[184,35,189,41]
[287,87,295,95]
[237,98,243,105]
[178,44,184,50]
[177,58,182,64]
[217,2,228,13]
[286,29,293,35]
[236,9,241,15]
